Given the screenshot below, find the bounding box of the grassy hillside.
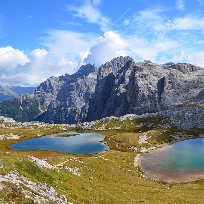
[0,121,204,203]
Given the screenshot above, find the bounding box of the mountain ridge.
[0,86,36,102]
[0,56,204,125]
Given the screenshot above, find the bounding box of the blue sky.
[0,0,204,86]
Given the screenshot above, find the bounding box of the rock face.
[0,64,98,123]
[164,104,204,129]
[35,63,98,123]
[0,56,204,125]
[85,58,204,122]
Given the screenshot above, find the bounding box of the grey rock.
[0,116,16,123]
[85,58,204,122]
[1,56,204,127]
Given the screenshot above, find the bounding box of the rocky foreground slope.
[0,56,204,126]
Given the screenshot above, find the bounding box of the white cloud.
[127,36,179,62]
[29,48,47,60]
[153,39,179,51]
[130,47,158,62]
[133,8,165,27]
[0,46,29,69]
[84,31,129,66]
[59,21,82,27]
[176,0,185,11]
[154,17,204,31]
[0,47,77,86]
[171,51,187,62]
[195,40,204,44]
[187,51,204,68]
[169,51,204,68]
[84,31,180,65]
[79,50,90,67]
[67,2,110,31]
[41,29,95,60]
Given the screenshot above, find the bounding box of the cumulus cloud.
[169,51,204,68]
[0,47,77,86]
[1,29,201,87]
[187,51,204,67]
[0,46,29,69]
[84,31,181,66]
[84,31,129,66]
[171,51,187,62]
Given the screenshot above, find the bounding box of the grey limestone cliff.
[32,63,98,123]
[85,58,204,122]
[0,56,204,126]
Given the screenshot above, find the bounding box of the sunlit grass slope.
[0,121,204,203]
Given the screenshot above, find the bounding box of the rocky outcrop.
[78,104,204,130]
[164,104,204,129]
[0,116,16,123]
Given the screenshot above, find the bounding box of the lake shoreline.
[135,134,204,184]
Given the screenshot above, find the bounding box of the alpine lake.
[10,129,204,182]
[4,124,204,203]
[141,138,204,183]
[10,131,109,155]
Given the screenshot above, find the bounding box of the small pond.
[141,138,204,183]
[10,131,109,155]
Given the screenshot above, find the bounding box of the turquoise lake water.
[141,138,204,182]
[10,131,109,155]
[155,138,204,169]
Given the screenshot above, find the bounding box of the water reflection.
[10,131,109,155]
[141,138,204,183]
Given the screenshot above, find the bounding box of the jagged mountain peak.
[77,63,97,76]
[99,56,133,74]
[102,56,133,65]
[0,56,204,124]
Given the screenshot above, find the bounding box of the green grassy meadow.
[0,122,204,203]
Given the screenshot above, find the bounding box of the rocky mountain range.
[0,56,204,125]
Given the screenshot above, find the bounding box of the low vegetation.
[56,133,80,137]
[0,97,41,122]
[0,121,204,203]
[91,115,170,130]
